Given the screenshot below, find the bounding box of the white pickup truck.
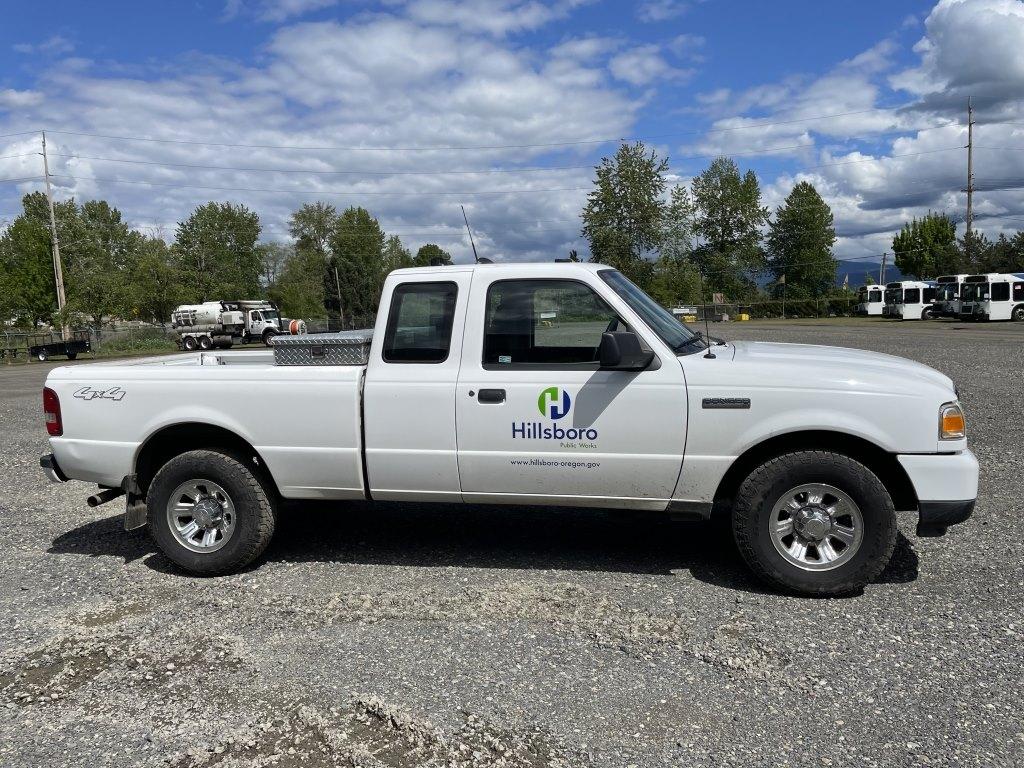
[40,263,978,596]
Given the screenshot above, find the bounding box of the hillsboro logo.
[537,386,571,420]
[513,386,598,442]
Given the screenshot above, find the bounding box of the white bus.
[854,284,884,316]
[959,273,1024,321]
[934,274,971,318]
[882,280,937,320]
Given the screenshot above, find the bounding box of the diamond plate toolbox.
[270,331,374,366]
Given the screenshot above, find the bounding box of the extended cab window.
[383,282,457,363]
[483,280,623,368]
[991,282,1010,302]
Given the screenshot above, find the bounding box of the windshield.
[937,284,958,301]
[263,309,281,325]
[598,269,699,353]
[963,283,989,301]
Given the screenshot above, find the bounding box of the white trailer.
[959,273,1024,321]
[854,285,884,316]
[171,300,285,350]
[882,280,937,320]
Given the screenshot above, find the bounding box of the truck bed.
[46,351,367,499]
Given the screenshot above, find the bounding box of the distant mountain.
[835,259,904,288]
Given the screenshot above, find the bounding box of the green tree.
[271,247,327,319]
[174,202,262,301]
[691,157,769,298]
[129,237,181,323]
[329,206,386,322]
[289,202,339,316]
[383,235,414,272]
[765,182,837,298]
[0,193,59,326]
[892,211,959,279]
[647,254,701,307]
[974,231,1024,273]
[581,142,668,287]
[413,243,452,266]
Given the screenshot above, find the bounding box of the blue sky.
[2,0,1023,265]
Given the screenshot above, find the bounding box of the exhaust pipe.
[87,487,126,507]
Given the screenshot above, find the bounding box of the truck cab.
[40,263,978,596]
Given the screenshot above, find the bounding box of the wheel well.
[711,431,918,518]
[134,423,276,496]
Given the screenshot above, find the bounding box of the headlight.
[939,402,965,440]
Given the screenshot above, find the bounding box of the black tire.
[1013,305,1024,322]
[66,352,78,360]
[199,335,213,350]
[146,449,276,575]
[37,350,48,362]
[262,329,277,347]
[732,451,897,597]
[921,307,933,320]
[183,336,198,351]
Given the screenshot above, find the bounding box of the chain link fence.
[685,297,860,321]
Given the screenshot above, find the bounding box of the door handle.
[478,388,506,404]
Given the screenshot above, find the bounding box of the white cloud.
[405,0,591,37]
[0,7,636,261]
[609,44,692,87]
[0,89,44,109]
[637,0,690,23]
[12,35,74,56]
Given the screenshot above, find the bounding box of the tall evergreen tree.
[690,157,769,298]
[383,235,414,272]
[581,142,668,287]
[765,181,837,298]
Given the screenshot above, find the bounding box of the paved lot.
[1,318,1022,767]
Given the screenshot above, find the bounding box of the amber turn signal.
[939,403,965,440]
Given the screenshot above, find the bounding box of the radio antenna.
[461,205,481,263]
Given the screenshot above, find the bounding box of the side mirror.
[599,332,654,371]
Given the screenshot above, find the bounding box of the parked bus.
[883,280,937,320]
[934,274,971,318]
[959,273,1024,321]
[854,284,884,316]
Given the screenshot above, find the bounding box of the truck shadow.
[49,501,920,595]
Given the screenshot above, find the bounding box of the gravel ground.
[1,318,1022,768]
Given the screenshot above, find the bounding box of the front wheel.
[146,450,276,575]
[261,329,277,347]
[66,352,78,360]
[37,350,49,362]
[1013,305,1024,322]
[732,451,897,596]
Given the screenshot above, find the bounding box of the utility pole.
[333,266,344,328]
[963,96,975,264]
[41,131,68,340]
[879,253,887,285]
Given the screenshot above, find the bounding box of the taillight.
[43,387,62,436]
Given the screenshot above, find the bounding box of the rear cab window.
[383,282,458,363]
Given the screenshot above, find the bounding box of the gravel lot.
[1,318,1022,768]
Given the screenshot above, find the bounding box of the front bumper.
[40,453,68,483]
[898,449,979,536]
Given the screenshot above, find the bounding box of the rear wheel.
[1013,305,1024,322]
[37,349,48,362]
[199,335,213,350]
[732,451,897,596]
[146,450,276,575]
[183,336,198,351]
[921,307,933,320]
[66,352,78,360]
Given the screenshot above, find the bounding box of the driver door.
[455,275,687,509]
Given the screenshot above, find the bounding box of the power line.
[0,130,41,140]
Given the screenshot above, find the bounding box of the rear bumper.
[898,450,979,536]
[40,453,68,483]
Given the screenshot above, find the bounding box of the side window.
[1013,282,1024,302]
[483,280,624,368]
[904,288,920,303]
[992,282,1010,302]
[923,287,936,302]
[382,282,458,363]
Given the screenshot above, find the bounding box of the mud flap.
[124,495,148,531]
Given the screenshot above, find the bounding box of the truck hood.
[726,340,956,395]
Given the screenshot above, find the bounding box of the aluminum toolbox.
[270,331,373,366]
